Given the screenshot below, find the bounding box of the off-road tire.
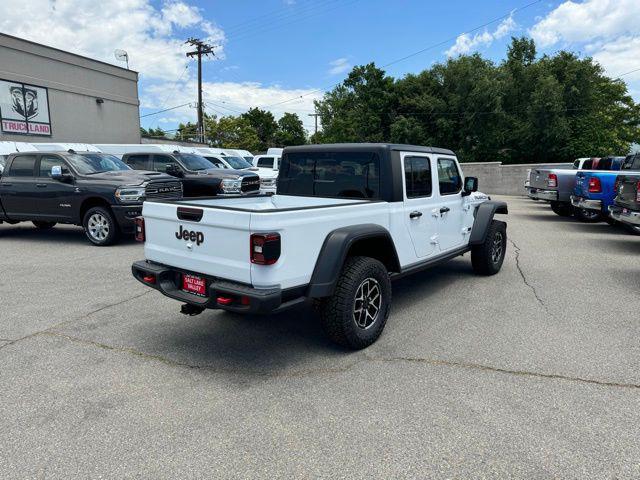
[471,220,507,276]
[82,206,119,246]
[32,221,56,230]
[550,201,573,217]
[317,256,391,350]
[574,208,602,223]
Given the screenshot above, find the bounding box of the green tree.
[208,116,262,152]
[274,112,307,146]
[241,108,278,151]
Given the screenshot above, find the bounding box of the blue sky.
[1,0,639,133]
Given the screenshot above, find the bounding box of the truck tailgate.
[142,201,252,284]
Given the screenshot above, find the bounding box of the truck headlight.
[221,178,242,194]
[115,186,146,203]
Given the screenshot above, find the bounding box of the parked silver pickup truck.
[527,167,579,216]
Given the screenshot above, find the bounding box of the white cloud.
[446,16,517,57]
[530,0,640,83]
[141,80,322,132]
[328,57,351,75]
[0,0,225,82]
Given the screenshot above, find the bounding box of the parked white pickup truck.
[132,144,508,349]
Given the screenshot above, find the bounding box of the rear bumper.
[608,206,640,226]
[131,260,305,314]
[570,196,602,211]
[112,205,143,233]
[527,187,558,201]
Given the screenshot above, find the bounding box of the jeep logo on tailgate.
[175,225,204,246]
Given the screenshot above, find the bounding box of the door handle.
[409,211,423,219]
[1,183,12,187]
[439,207,450,214]
[36,183,47,188]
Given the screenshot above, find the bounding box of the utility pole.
[308,112,320,138]
[186,38,216,143]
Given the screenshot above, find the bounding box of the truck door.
[36,155,77,221]
[435,157,466,252]
[0,154,39,219]
[402,153,438,258]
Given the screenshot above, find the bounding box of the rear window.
[582,159,593,169]
[257,157,274,168]
[621,155,640,170]
[278,151,380,199]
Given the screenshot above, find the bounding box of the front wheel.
[317,256,391,350]
[574,208,602,223]
[623,224,640,236]
[82,206,119,246]
[32,221,56,230]
[471,220,507,276]
[550,201,573,217]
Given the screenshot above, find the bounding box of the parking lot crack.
[365,354,640,390]
[509,238,549,313]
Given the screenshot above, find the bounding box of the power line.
[140,102,192,118]
[261,0,545,109]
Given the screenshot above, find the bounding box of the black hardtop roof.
[283,143,455,156]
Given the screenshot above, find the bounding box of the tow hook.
[180,304,205,316]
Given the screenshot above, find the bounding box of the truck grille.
[145,181,183,200]
[241,175,260,194]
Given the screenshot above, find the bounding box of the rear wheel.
[82,206,119,246]
[32,221,56,230]
[550,201,573,217]
[574,208,602,222]
[623,224,640,236]
[472,220,507,276]
[317,256,391,350]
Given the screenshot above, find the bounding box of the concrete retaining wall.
[460,162,572,196]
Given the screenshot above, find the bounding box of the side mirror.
[51,165,63,179]
[166,164,183,177]
[462,176,478,196]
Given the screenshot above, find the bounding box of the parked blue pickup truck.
[571,156,636,222]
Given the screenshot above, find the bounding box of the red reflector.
[250,233,281,265]
[217,296,233,305]
[240,296,250,306]
[134,217,145,242]
[142,274,156,284]
[588,177,601,193]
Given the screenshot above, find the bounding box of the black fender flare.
[469,200,508,245]
[307,224,401,298]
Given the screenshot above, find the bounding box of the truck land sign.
[0,79,52,136]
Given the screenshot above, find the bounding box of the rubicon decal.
[175,225,204,246]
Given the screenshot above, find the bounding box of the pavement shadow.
[601,237,640,254]
[519,213,575,223]
[133,258,471,380]
[0,224,138,246]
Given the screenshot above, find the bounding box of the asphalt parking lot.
[1,195,639,478]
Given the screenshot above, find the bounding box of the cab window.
[8,155,37,177]
[404,156,432,198]
[126,154,150,170]
[153,155,180,173]
[257,157,274,168]
[39,156,67,177]
[437,158,462,195]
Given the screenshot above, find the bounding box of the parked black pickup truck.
[0,150,182,245]
[609,154,640,234]
[120,151,260,196]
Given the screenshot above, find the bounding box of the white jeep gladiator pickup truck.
[132,144,508,349]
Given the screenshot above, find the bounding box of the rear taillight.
[547,173,558,188]
[588,177,601,193]
[637,180,640,203]
[134,217,145,242]
[250,233,281,265]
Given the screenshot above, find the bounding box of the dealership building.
[0,33,140,144]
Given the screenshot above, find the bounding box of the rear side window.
[582,159,593,169]
[126,154,150,170]
[404,156,432,198]
[257,157,274,168]
[437,158,462,195]
[622,155,640,170]
[278,151,380,199]
[8,155,36,177]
